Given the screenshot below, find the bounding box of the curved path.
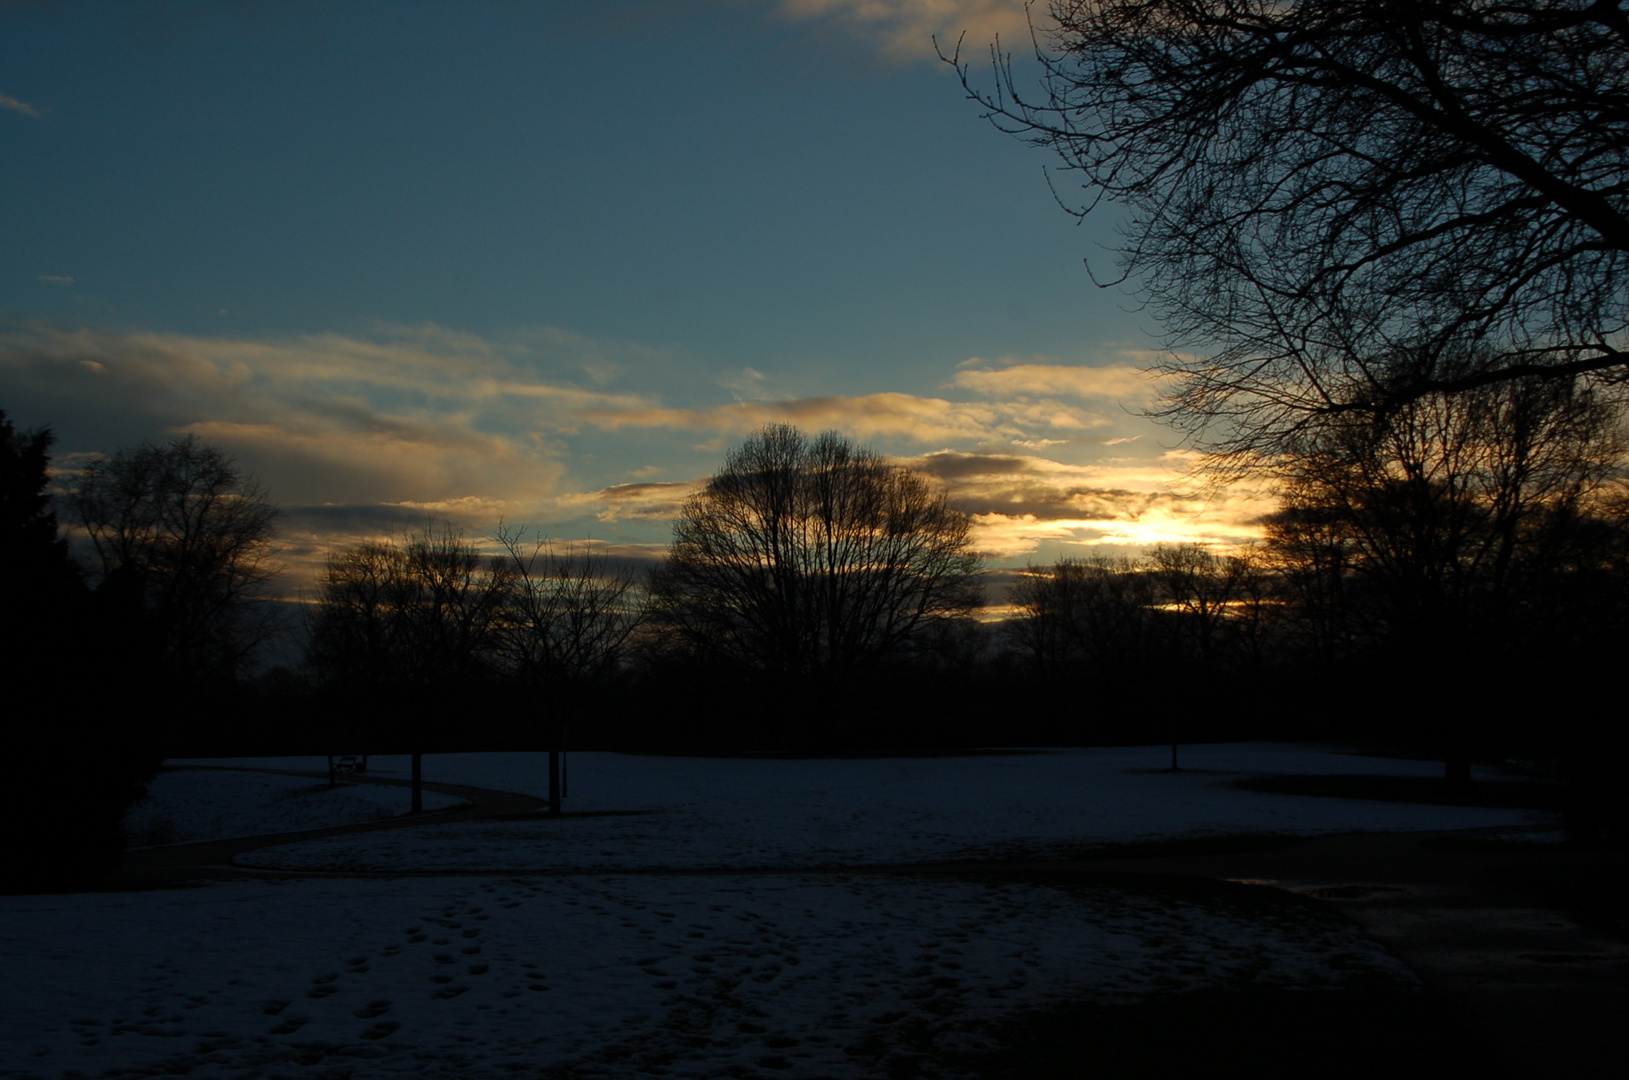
[115,766,551,886]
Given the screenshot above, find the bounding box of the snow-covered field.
[124,768,464,847]
[1,745,1548,1079]
[227,744,1540,872]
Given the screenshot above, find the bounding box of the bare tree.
[308,540,413,689]
[397,522,509,689]
[1265,376,1625,782]
[650,425,983,707]
[948,1,1629,461]
[493,525,644,813]
[1148,543,1270,768]
[309,521,507,810]
[71,434,279,684]
[1008,555,1158,682]
[1010,547,1269,762]
[1148,543,1265,671]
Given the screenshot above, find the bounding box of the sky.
[1,0,1270,590]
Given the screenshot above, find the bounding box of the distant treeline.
[7,403,1629,891]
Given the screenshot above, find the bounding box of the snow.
[0,872,1412,1079]
[123,768,464,847]
[2,744,1546,1079]
[230,744,1543,872]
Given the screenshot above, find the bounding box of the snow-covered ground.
[1,872,1413,1079]
[123,768,464,847]
[2,744,1548,1079]
[224,744,1543,872]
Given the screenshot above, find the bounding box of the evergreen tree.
[1,411,161,892]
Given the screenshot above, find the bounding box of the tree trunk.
[548,747,561,815]
[411,752,423,814]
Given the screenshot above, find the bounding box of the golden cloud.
[0,324,638,536]
[897,450,1272,558]
[554,480,703,525]
[580,389,1119,445]
[776,0,1040,62]
[949,363,1157,402]
[4,322,1263,573]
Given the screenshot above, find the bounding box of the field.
[0,745,1566,1078]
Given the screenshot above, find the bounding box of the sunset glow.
[0,1,1257,597]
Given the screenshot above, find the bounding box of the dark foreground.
[959,827,1625,1080]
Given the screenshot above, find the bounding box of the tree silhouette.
[1008,555,1157,686]
[650,425,982,741]
[310,522,506,811]
[0,411,78,611]
[70,434,279,686]
[493,526,645,812]
[1010,548,1266,760]
[948,1,1629,461]
[1,412,159,891]
[1265,375,1625,783]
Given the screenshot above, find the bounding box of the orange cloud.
[897,450,1271,558]
[775,0,1041,62]
[580,389,1122,446]
[1,92,41,117]
[949,363,1157,402]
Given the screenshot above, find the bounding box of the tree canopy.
[951,1,1629,462]
[70,434,280,683]
[1266,376,1626,653]
[650,425,983,687]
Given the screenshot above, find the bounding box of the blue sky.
[1,1,1266,585]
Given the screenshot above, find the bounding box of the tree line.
[16,411,1625,765]
[302,425,986,762]
[1013,374,1629,781]
[7,397,1628,888]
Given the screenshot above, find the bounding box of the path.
[116,767,549,886]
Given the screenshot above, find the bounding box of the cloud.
[4,320,1261,577]
[559,445,1270,563]
[774,0,1041,62]
[718,366,772,401]
[554,480,701,525]
[896,450,1272,558]
[1,92,41,117]
[949,363,1157,402]
[38,274,73,285]
[0,323,660,540]
[580,389,1119,446]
